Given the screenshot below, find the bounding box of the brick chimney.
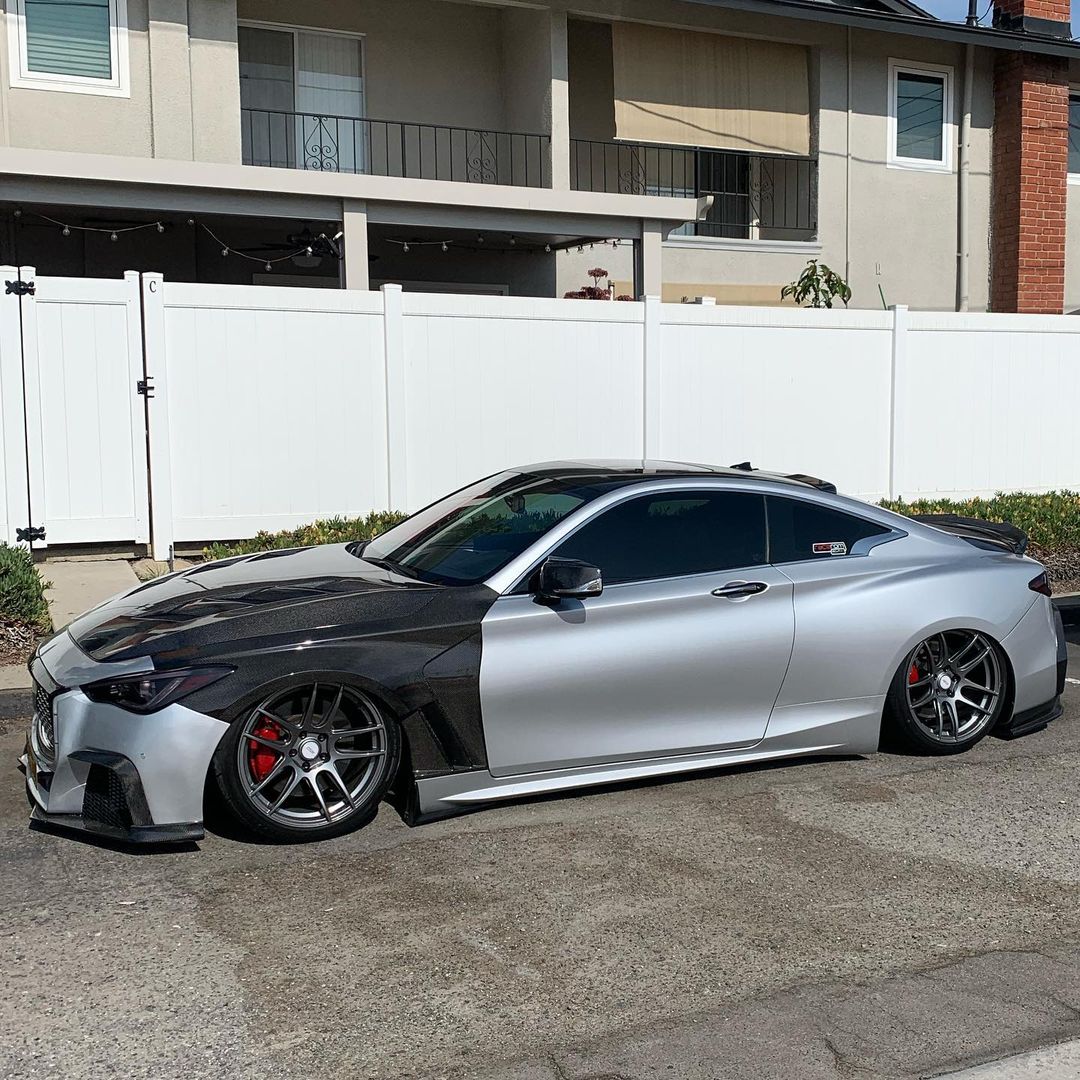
[990,0,1071,313]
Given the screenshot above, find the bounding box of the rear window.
[767,496,890,564]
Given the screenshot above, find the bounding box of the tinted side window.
[552,492,766,586]
[767,497,890,564]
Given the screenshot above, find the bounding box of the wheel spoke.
[910,686,935,708]
[941,699,959,737]
[951,634,981,667]
[308,774,332,822]
[322,685,345,730]
[302,683,319,729]
[334,746,386,760]
[268,770,303,813]
[254,705,298,733]
[324,763,356,809]
[958,646,991,675]
[958,678,999,702]
[251,756,289,795]
[246,731,288,752]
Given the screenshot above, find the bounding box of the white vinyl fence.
[2,266,1079,559]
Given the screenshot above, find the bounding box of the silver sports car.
[21,460,1067,845]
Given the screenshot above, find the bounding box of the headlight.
[83,668,233,714]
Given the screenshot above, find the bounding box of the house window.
[239,24,365,173]
[6,0,128,96]
[1069,93,1080,178]
[888,60,952,171]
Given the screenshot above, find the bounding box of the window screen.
[767,497,890,564]
[24,0,113,80]
[552,492,767,586]
[895,70,945,161]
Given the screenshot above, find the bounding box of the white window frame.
[6,0,129,97]
[887,58,953,173]
[1068,87,1080,185]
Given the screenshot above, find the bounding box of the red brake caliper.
[908,663,920,685]
[248,721,282,782]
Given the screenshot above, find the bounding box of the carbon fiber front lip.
[28,804,203,845]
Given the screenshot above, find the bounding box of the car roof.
[515,459,834,493]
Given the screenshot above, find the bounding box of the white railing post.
[141,273,175,562]
[642,295,663,460]
[381,284,408,512]
[0,267,30,547]
[888,304,909,502]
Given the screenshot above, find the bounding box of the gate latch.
[137,377,155,398]
[4,280,35,297]
[16,526,46,544]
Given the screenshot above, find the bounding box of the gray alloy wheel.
[232,682,394,835]
[891,630,1005,752]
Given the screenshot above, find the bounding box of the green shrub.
[204,511,408,562]
[881,491,1080,552]
[0,543,51,632]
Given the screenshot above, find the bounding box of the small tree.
[781,260,852,309]
[564,267,633,301]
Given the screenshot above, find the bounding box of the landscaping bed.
[0,544,50,666]
[203,511,407,561]
[882,491,1080,594]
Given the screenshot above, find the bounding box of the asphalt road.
[2,643,1080,1080]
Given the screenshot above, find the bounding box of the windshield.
[360,472,601,585]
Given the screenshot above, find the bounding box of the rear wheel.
[213,681,400,842]
[885,630,1006,754]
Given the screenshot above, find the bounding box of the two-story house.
[0,0,1077,311]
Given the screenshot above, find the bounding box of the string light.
[15,209,169,239]
[197,222,340,270]
[441,242,449,253]
[402,242,410,253]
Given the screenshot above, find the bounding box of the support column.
[549,11,571,190]
[637,219,663,299]
[342,200,370,292]
[148,0,195,161]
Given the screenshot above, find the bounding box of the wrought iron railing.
[570,139,817,241]
[242,108,551,188]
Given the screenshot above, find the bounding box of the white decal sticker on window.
[812,541,848,556]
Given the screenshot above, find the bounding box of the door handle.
[711,580,769,599]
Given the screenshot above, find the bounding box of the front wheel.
[884,630,1006,754]
[212,681,400,842]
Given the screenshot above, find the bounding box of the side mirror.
[536,557,603,601]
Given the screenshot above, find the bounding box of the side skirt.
[408,699,883,824]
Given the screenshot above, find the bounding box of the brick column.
[990,0,1070,313]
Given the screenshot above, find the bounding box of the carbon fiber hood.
[66,545,442,664]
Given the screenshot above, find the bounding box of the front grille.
[83,764,133,831]
[31,681,56,768]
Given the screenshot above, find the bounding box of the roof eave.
[686,0,1080,57]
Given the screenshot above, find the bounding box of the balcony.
[570,139,817,242]
[242,108,551,189]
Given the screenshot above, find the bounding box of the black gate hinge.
[5,280,35,297]
[137,377,155,398]
[16,526,46,543]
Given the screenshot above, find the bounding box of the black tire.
[211,681,401,843]
[883,630,1007,755]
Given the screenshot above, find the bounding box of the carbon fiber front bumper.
[21,632,230,844]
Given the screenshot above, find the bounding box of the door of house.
[239,25,366,174]
[0,267,150,550]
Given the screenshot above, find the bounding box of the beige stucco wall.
[0,0,239,161]
[562,4,994,312]
[239,0,508,131]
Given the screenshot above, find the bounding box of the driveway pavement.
[2,643,1080,1080]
